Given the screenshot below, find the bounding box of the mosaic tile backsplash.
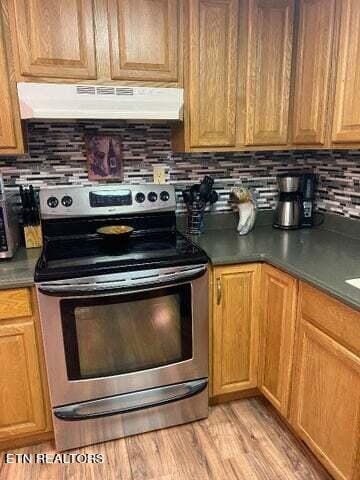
[0,120,359,219]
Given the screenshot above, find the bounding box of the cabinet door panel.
[259,266,297,416]
[9,0,97,79]
[245,0,294,146]
[189,0,238,147]
[0,320,46,439]
[291,320,360,480]
[292,0,336,145]
[0,11,23,153]
[212,264,260,396]
[108,0,179,82]
[332,0,360,143]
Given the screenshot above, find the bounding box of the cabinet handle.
[216,278,222,305]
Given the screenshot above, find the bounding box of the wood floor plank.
[250,399,332,479]
[125,428,177,480]
[0,398,331,480]
[161,422,210,478]
[192,420,237,479]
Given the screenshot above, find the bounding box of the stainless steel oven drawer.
[52,379,208,451]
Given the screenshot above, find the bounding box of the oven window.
[60,285,192,380]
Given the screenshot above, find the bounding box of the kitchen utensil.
[199,181,211,202]
[208,190,219,204]
[29,185,40,225]
[20,185,42,248]
[202,176,214,188]
[182,190,192,205]
[97,225,134,249]
[20,185,30,226]
[190,184,200,202]
[183,176,218,234]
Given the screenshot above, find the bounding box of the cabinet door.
[332,0,360,143]
[107,0,179,82]
[245,0,294,146]
[259,265,297,417]
[292,0,336,145]
[0,10,23,153]
[189,0,238,148]
[0,319,47,440]
[212,264,260,396]
[8,0,97,79]
[291,320,360,480]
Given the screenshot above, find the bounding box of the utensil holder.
[187,202,206,235]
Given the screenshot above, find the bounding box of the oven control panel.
[39,184,176,218]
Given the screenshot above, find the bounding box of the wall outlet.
[153,165,167,184]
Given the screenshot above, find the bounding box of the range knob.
[61,195,73,207]
[135,192,146,203]
[160,191,170,202]
[47,196,59,208]
[148,192,158,202]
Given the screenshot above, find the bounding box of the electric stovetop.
[35,230,208,282]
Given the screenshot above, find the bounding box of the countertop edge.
[209,252,360,312]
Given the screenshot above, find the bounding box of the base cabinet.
[259,265,297,417]
[0,288,51,450]
[211,264,360,480]
[212,264,260,397]
[290,283,360,480]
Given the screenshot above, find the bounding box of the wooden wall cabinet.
[107,0,180,82]
[6,0,181,85]
[187,0,238,148]
[290,283,360,480]
[244,0,294,146]
[212,264,260,397]
[0,288,52,450]
[258,265,297,417]
[331,0,360,144]
[291,0,336,146]
[0,6,24,154]
[7,0,97,80]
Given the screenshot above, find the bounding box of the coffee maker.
[273,173,316,229]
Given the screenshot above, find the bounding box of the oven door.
[36,264,208,406]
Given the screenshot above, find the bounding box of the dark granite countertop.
[186,213,360,311]
[0,213,358,311]
[0,247,41,289]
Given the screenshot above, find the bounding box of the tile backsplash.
[0,120,359,219]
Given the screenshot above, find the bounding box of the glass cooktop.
[35,231,208,282]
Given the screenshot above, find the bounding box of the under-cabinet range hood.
[17,82,184,121]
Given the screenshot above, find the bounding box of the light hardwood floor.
[0,397,332,480]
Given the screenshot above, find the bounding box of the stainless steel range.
[35,184,209,451]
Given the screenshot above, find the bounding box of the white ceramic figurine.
[229,186,257,235]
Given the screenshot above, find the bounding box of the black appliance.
[273,173,317,229]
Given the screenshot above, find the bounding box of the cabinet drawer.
[300,282,360,356]
[0,289,32,320]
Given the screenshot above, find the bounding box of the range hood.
[17,82,184,121]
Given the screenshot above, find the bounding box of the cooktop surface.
[35,230,208,282]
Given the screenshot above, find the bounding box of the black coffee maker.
[273,173,317,229]
[300,173,317,227]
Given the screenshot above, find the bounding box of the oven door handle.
[54,378,208,421]
[38,264,207,295]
